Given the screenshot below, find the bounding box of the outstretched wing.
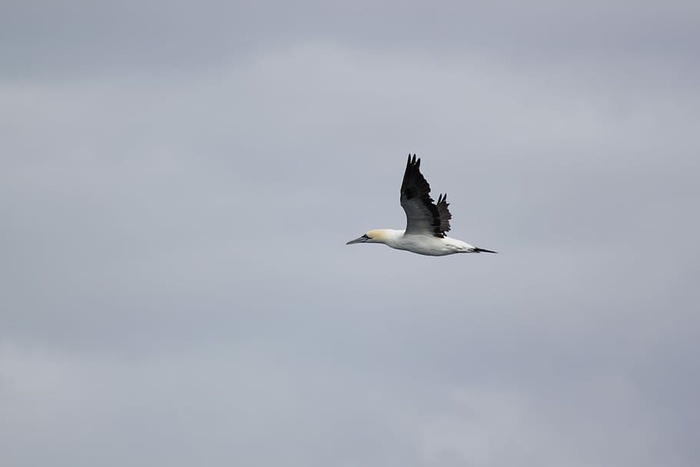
[399,154,452,237]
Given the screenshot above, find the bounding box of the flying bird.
[346,154,497,256]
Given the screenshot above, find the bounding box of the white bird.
[346,154,497,256]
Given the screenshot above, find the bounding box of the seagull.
[346,154,497,256]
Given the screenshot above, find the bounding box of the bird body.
[352,229,478,256]
[346,155,497,257]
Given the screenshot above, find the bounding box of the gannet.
[346,154,497,256]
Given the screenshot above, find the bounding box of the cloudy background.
[2,1,699,466]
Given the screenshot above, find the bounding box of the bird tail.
[473,247,498,254]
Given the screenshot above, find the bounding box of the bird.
[346,154,497,256]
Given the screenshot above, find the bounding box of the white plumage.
[346,154,497,257]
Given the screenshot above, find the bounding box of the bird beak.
[346,235,366,245]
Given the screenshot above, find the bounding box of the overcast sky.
[2,1,700,466]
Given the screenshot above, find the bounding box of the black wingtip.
[473,247,498,254]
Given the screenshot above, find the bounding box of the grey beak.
[346,235,367,245]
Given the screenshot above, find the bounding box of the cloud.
[3,1,699,79]
[2,2,700,466]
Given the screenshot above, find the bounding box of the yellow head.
[346,229,392,245]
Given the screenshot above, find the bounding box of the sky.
[2,1,700,466]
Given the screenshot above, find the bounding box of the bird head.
[345,229,388,245]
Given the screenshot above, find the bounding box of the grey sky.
[2,1,700,466]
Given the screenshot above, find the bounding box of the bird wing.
[400,154,452,238]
